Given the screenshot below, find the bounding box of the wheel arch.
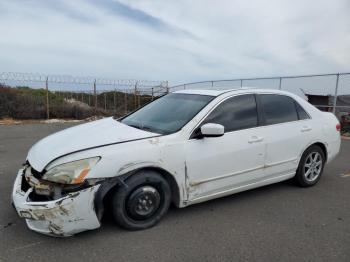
[95,166,181,220]
[312,142,328,162]
[296,141,328,170]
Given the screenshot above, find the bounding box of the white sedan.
[12,89,341,236]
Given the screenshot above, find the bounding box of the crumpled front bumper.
[12,168,101,237]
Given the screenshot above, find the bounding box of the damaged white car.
[12,89,341,237]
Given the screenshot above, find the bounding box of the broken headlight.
[42,157,100,185]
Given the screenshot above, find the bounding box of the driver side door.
[185,94,266,201]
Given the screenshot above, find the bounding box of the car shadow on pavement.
[98,179,297,233]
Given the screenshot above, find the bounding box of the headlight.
[42,157,100,184]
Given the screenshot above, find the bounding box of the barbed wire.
[0,72,168,88]
[170,72,350,89]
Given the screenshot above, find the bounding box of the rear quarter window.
[295,101,310,120]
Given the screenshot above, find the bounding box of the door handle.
[248,136,264,143]
[301,126,312,132]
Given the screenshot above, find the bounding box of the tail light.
[336,123,341,131]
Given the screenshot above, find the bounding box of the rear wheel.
[111,171,171,230]
[294,145,325,187]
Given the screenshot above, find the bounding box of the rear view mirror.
[199,123,225,138]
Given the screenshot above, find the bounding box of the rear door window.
[259,94,298,125]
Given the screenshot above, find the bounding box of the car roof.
[174,88,292,97]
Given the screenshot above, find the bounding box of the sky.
[0,0,349,85]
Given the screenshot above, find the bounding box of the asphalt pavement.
[0,123,349,262]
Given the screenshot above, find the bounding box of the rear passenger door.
[257,94,312,178]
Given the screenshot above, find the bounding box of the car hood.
[27,117,159,172]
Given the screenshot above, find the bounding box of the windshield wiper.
[127,124,143,130]
[140,125,153,131]
[127,123,153,132]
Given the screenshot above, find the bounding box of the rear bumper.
[12,169,101,237]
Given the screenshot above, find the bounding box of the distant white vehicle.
[12,89,341,237]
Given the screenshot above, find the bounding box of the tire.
[111,170,171,230]
[294,145,326,187]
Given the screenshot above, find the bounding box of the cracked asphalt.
[0,123,349,262]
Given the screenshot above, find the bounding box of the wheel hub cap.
[126,186,161,220]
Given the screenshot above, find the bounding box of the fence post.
[166,81,169,94]
[138,90,141,108]
[184,84,186,90]
[279,77,282,90]
[114,89,117,114]
[240,79,243,88]
[94,79,97,117]
[45,76,49,119]
[134,82,138,109]
[151,88,154,101]
[211,81,214,88]
[333,73,340,114]
[124,89,128,114]
[104,93,107,111]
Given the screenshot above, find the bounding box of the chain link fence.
[1,72,350,132]
[0,72,168,120]
[170,73,350,132]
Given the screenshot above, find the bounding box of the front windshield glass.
[120,93,214,135]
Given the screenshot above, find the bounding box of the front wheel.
[294,145,325,187]
[111,171,171,230]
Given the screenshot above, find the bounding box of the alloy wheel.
[304,152,323,182]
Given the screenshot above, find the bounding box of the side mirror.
[198,123,225,138]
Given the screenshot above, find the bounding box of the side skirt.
[183,172,295,206]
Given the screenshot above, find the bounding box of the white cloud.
[0,0,349,85]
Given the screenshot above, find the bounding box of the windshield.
[120,93,214,135]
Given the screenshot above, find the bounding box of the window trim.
[189,93,260,139]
